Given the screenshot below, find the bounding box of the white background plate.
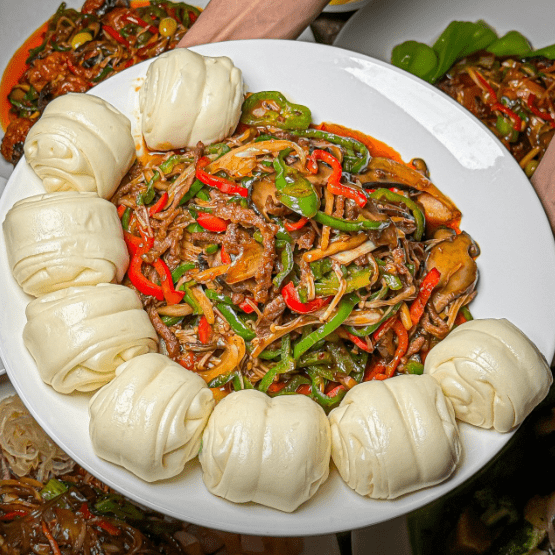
[334,0,555,64]
[1,39,554,536]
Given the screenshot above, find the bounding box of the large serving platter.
[0,39,554,536]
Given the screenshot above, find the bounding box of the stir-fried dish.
[1,0,200,165]
[437,53,555,178]
[111,91,480,410]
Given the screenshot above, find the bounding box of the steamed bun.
[3,192,129,296]
[424,318,553,432]
[329,375,461,500]
[23,284,158,394]
[199,389,331,512]
[24,93,135,199]
[89,353,214,482]
[139,48,243,150]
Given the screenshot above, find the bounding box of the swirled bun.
[3,192,129,296]
[329,375,461,500]
[139,48,243,150]
[199,389,331,512]
[23,284,158,394]
[24,93,135,199]
[89,353,214,482]
[424,318,553,432]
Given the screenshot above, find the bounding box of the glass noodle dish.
[111,89,480,410]
[1,0,201,166]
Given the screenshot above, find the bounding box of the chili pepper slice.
[0,510,28,521]
[309,149,367,208]
[363,358,387,381]
[148,192,168,216]
[284,216,309,232]
[220,245,232,264]
[102,24,129,47]
[409,267,441,326]
[128,255,164,301]
[198,315,212,345]
[196,212,229,232]
[527,93,555,127]
[281,281,331,314]
[385,319,409,377]
[196,157,248,197]
[346,331,373,352]
[122,13,158,34]
[240,91,312,130]
[237,298,257,314]
[153,258,185,305]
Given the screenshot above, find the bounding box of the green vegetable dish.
[392,21,555,176]
[111,90,480,411]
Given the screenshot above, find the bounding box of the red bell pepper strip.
[196,212,229,232]
[363,358,387,381]
[0,510,28,521]
[220,245,232,264]
[308,149,367,208]
[198,315,212,344]
[42,520,62,555]
[94,519,121,536]
[372,314,398,342]
[153,258,185,305]
[385,319,408,377]
[281,281,332,314]
[296,384,312,395]
[102,24,129,47]
[346,330,373,352]
[128,255,164,301]
[238,297,257,314]
[123,231,154,258]
[409,267,441,326]
[527,94,555,127]
[122,13,158,34]
[148,192,168,216]
[474,70,523,131]
[196,157,248,198]
[325,383,346,397]
[284,216,309,232]
[117,204,127,218]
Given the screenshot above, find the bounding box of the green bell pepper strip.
[161,315,184,327]
[273,148,320,218]
[207,371,238,388]
[290,128,370,174]
[216,303,256,341]
[314,267,374,297]
[204,142,231,158]
[370,188,425,241]
[406,360,424,375]
[240,91,312,130]
[344,301,401,338]
[529,43,555,59]
[258,347,282,360]
[178,281,203,315]
[179,179,205,205]
[297,350,333,367]
[326,340,361,376]
[382,272,403,291]
[313,211,388,232]
[306,364,336,382]
[272,242,295,289]
[307,369,347,410]
[205,289,234,305]
[94,493,145,521]
[171,261,196,282]
[293,293,360,360]
[258,334,296,393]
[138,154,190,205]
[310,258,333,281]
[486,30,532,57]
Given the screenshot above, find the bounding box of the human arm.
[177,0,330,47]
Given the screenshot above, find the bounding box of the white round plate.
[0,39,554,536]
[334,0,555,64]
